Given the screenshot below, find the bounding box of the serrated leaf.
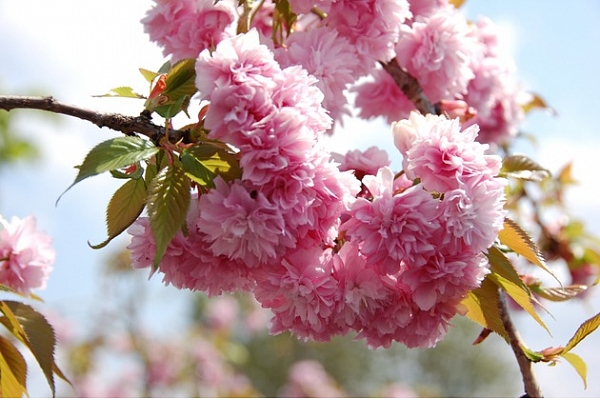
[139,68,158,83]
[560,352,587,389]
[182,143,241,187]
[533,284,588,302]
[147,164,191,268]
[486,247,550,334]
[0,284,43,302]
[90,178,147,249]
[498,218,560,283]
[461,277,509,341]
[93,86,145,99]
[58,137,158,204]
[561,312,600,354]
[0,336,28,398]
[501,154,551,182]
[522,93,556,115]
[0,301,63,396]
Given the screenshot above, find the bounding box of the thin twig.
[0,95,189,144]
[379,59,439,116]
[499,291,544,398]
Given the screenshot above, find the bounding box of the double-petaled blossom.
[325,0,412,67]
[0,215,54,294]
[253,247,345,341]
[392,111,502,192]
[332,145,390,179]
[197,178,292,268]
[275,26,359,122]
[142,0,237,61]
[395,5,477,103]
[462,17,524,146]
[342,167,440,274]
[351,67,416,124]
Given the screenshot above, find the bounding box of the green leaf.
[93,86,146,99]
[461,277,509,342]
[0,301,63,396]
[500,154,551,182]
[139,68,159,83]
[90,177,147,249]
[0,335,28,398]
[561,352,587,389]
[521,345,543,362]
[498,218,560,283]
[109,163,144,180]
[182,142,241,187]
[58,137,158,203]
[148,58,197,118]
[562,312,600,354]
[532,284,588,302]
[146,164,191,268]
[486,247,550,334]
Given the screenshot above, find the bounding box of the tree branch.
[379,59,439,116]
[0,95,190,144]
[499,292,543,398]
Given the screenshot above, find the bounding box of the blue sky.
[1,0,600,397]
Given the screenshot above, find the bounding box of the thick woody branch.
[0,95,189,144]
[499,292,543,398]
[380,59,439,116]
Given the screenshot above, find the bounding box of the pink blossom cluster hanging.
[130,0,513,348]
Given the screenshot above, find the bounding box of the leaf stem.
[0,95,189,144]
[499,291,544,397]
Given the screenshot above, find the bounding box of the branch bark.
[499,292,544,398]
[0,95,189,144]
[379,59,439,116]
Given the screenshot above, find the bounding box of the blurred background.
[1,0,600,397]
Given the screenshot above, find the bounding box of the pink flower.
[127,217,156,271]
[342,168,440,274]
[325,0,412,65]
[237,108,320,186]
[437,176,507,255]
[0,215,54,294]
[127,199,256,295]
[332,145,391,179]
[142,0,237,61]
[395,6,477,102]
[273,65,332,134]
[195,29,282,101]
[463,17,524,146]
[392,112,500,193]
[407,0,447,19]
[276,26,359,122]
[253,246,345,341]
[402,252,488,312]
[198,178,292,268]
[333,242,392,329]
[281,360,345,397]
[351,67,416,124]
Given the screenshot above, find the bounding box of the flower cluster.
[0,215,54,295]
[132,2,510,348]
[142,0,525,145]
